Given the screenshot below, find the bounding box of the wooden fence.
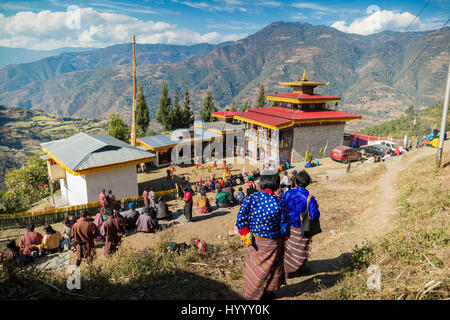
[0,188,178,230]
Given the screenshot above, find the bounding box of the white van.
[368,140,398,151]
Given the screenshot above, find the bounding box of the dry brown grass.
[1,228,247,299]
[335,162,387,184]
[309,151,450,300]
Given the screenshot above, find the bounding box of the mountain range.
[0,46,94,67]
[0,21,448,130]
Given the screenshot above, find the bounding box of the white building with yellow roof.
[41,132,155,206]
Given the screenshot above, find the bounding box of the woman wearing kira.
[235,169,290,300]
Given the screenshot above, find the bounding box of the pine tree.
[256,83,266,108]
[201,90,217,122]
[167,88,183,130]
[156,81,172,130]
[108,113,130,142]
[182,84,194,128]
[242,100,250,112]
[230,98,237,112]
[135,86,150,135]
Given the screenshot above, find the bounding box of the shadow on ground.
[276,253,352,299]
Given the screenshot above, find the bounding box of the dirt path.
[277,146,438,299]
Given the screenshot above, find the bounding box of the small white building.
[41,132,155,206]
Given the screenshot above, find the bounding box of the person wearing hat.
[100,208,125,255]
[120,202,140,231]
[236,169,290,300]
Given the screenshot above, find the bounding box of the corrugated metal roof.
[41,132,155,171]
[139,127,222,150]
[138,134,180,149]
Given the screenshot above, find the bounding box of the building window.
[279,128,293,149]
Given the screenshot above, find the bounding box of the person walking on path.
[236,169,290,300]
[71,210,98,267]
[282,170,320,278]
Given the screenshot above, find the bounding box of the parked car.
[368,140,398,151]
[359,144,388,157]
[330,146,362,163]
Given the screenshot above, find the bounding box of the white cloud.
[292,12,307,21]
[331,9,444,35]
[291,2,336,13]
[260,1,282,7]
[0,8,246,49]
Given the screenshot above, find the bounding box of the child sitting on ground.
[234,187,245,204]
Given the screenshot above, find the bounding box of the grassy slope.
[308,150,450,300]
[358,103,450,139]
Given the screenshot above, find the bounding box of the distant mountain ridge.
[0,46,95,67]
[0,42,230,94]
[0,22,448,130]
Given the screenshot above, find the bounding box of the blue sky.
[0,0,448,49]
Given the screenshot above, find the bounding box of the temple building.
[41,132,155,206]
[213,71,362,167]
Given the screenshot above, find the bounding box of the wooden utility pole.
[131,34,137,146]
[436,61,450,168]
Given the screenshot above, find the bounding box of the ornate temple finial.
[302,69,307,81]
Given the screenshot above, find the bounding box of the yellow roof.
[278,80,329,86]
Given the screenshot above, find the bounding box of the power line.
[352,0,432,89]
[393,18,450,85]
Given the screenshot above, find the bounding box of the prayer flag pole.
[131,34,137,147]
[436,61,450,168]
[304,145,309,164]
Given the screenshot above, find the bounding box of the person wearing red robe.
[100,209,125,255]
[99,190,107,208]
[142,187,149,207]
[19,224,43,255]
[71,210,98,266]
[107,190,116,209]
